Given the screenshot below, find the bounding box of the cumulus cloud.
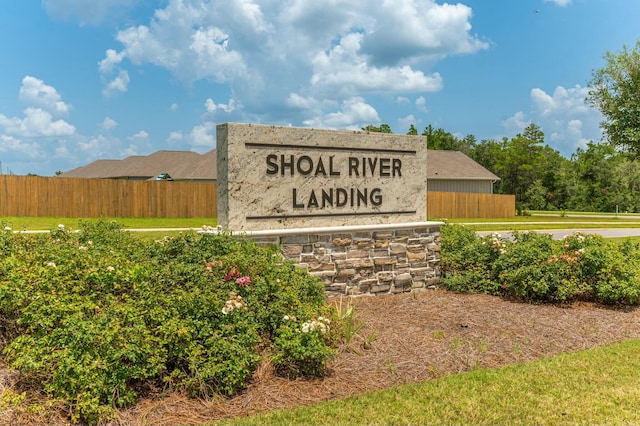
[310,32,443,96]
[19,76,70,116]
[102,70,130,96]
[102,117,117,130]
[96,0,487,128]
[0,108,76,138]
[167,131,184,143]
[415,96,428,112]
[398,114,419,133]
[190,122,216,147]
[0,135,42,159]
[502,111,530,135]
[503,85,602,156]
[98,49,126,73]
[303,97,380,129]
[544,0,572,6]
[358,0,489,65]
[205,98,237,113]
[129,130,149,141]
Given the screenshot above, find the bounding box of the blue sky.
[1,0,639,176]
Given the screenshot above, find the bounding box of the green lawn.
[213,339,640,426]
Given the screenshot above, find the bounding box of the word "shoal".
[266,154,402,177]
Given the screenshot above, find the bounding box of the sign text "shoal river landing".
[265,154,403,209]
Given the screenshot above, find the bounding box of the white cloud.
[102,117,117,130]
[415,96,427,112]
[97,0,487,128]
[502,111,530,134]
[310,32,443,96]
[358,0,489,65]
[0,135,42,159]
[205,98,237,113]
[544,0,572,6]
[102,70,130,96]
[129,130,149,140]
[504,84,603,156]
[170,103,179,111]
[42,0,141,25]
[98,49,126,73]
[398,114,419,133]
[19,76,70,116]
[0,108,76,137]
[167,131,184,143]
[531,85,591,117]
[190,122,216,148]
[303,97,380,129]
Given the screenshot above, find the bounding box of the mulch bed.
[4,289,640,425]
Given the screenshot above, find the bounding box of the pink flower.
[224,266,240,281]
[235,276,251,287]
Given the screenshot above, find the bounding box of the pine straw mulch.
[3,288,640,425]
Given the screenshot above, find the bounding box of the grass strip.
[214,339,640,426]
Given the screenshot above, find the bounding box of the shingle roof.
[60,148,497,182]
[427,150,499,181]
[60,150,217,181]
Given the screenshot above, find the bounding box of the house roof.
[60,150,217,180]
[60,148,497,182]
[427,150,499,181]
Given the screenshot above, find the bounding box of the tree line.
[364,39,640,213]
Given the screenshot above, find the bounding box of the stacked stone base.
[208,222,443,297]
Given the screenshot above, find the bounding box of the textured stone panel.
[217,123,427,231]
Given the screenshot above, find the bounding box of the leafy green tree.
[587,40,640,156]
[470,138,504,173]
[421,125,475,154]
[538,146,573,210]
[569,142,621,212]
[493,124,546,206]
[407,124,418,135]
[362,124,392,133]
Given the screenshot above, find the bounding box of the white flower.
[3,226,11,231]
[283,315,290,321]
[78,246,88,251]
[46,262,56,268]
[58,224,65,230]
[107,266,115,271]
[222,292,247,315]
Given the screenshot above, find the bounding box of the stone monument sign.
[217,123,427,231]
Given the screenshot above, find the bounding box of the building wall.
[427,179,494,194]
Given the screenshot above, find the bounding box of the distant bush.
[0,221,338,424]
[441,225,640,305]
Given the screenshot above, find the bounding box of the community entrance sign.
[217,123,427,231]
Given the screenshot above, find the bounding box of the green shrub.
[0,221,338,424]
[440,225,640,305]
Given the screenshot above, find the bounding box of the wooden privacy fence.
[0,176,513,219]
[0,175,217,218]
[427,191,515,219]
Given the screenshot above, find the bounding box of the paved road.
[477,228,640,240]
